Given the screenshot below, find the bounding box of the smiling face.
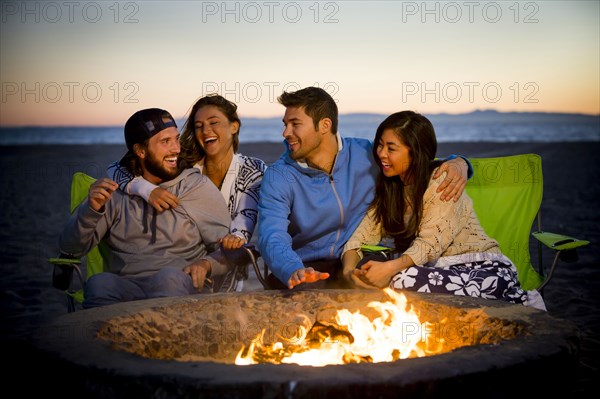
[282,106,328,163]
[193,105,239,159]
[137,122,181,184]
[376,128,412,182]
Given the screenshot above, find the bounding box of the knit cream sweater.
[343,170,501,266]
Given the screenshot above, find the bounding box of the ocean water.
[1,112,598,145]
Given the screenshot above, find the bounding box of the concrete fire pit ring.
[34,290,579,398]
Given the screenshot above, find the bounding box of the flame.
[235,288,442,367]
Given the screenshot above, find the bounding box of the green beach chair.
[50,172,250,312]
[361,153,590,293]
[240,154,591,294]
[465,154,589,292]
[49,172,108,312]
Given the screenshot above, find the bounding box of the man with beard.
[59,108,235,308]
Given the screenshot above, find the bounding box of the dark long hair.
[179,94,241,167]
[370,111,442,252]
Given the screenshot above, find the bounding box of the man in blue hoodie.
[257,87,470,289]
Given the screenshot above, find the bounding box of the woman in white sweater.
[108,94,266,251]
[342,111,544,309]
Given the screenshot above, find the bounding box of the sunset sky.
[1,0,598,126]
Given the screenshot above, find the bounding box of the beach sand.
[1,141,599,396]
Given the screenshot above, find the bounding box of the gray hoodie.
[59,168,234,277]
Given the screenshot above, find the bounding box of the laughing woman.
[108,94,267,250]
[341,111,545,309]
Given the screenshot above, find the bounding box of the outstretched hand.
[148,187,179,212]
[434,157,468,202]
[88,178,118,212]
[287,267,330,289]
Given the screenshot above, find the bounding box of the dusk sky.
[1,0,598,126]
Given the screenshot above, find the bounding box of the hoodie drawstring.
[142,201,157,244]
[150,207,157,244]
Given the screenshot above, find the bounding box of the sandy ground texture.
[0,141,598,396]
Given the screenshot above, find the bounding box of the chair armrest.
[533,231,591,291]
[242,243,261,259]
[360,244,394,253]
[360,244,396,257]
[48,257,81,266]
[532,231,590,251]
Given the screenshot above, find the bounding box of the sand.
[1,141,599,396]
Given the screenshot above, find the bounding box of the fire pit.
[35,289,579,398]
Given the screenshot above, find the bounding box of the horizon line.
[1,108,598,129]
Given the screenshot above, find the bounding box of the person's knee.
[155,268,190,284]
[83,273,123,308]
[148,268,195,297]
[85,273,116,297]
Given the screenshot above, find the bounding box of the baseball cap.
[124,108,177,152]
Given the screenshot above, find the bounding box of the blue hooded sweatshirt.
[257,134,472,286]
[257,135,379,284]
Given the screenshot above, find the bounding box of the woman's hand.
[353,260,397,288]
[348,272,377,288]
[148,187,179,212]
[342,250,375,288]
[220,234,247,251]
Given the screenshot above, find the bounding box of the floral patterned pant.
[389,259,528,305]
